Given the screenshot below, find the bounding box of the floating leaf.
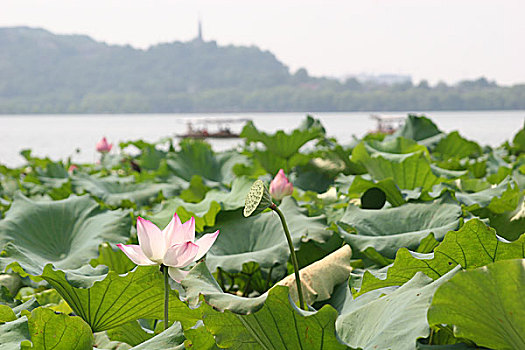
[130,322,185,350]
[0,194,131,276]
[428,259,525,350]
[433,131,482,159]
[107,321,153,346]
[336,268,460,350]
[206,197,333,274]
[339,194,461,258]
[241,116,325,159]
[41,265,200,332]
[149,176,252,232]
[202,286,347,350]
[24,307,93,350]
[358,219,525,295]
[72,174,180,207]
[352,143,441,192]
[0,316,31,349]
[346,176,405,207]
[393,114,443,144]
[167,139,247,183]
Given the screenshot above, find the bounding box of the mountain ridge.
[1,26,524,113]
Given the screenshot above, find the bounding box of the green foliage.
[0,114,524,349]
[41,265,200,332]
[202,286,347,350]
[336,268,459,350]
[167,139,247,183]
[0,194,131,276]
[428,259,525,350]
[24,307,93,349]
[339,194,462,259]
[358,219,525,295]
[207,197,333,276]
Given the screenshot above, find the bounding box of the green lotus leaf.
[393,114,444,144]
[338,194,461,258]
[346,175,405,207]
[0,304,16,323]
[241,116,325,159]
[130,322,185,350]
[179,175,210,203]
[167,139,247,183]
[206,197,333,274]
[433,131,482,159]
[120,139,169,171]
[0,194,131,276]
[484,196,525,241]
[455,177,521,214]
[429,164,468,179]
[415,342,473,350]
[0,316,31,349]
[352,142,441,191]
[202,285,346,350]
[149,176,253,232]
[72,174,180,206]
[511,125,525,153]
[336,267,460,350]
[428,259,525,350]
[92,332,131,350]
[182,262,267,314]
[183,323,217,350]
[24,307,93,350]
[90,243,136,274]
[107,321,153,346]
[358,219,525,295]
[41,265,200,332]
[364,136,429,155]
[252,149,312,175]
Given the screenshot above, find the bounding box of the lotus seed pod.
[244,179,273,217]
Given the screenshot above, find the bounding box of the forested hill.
[1,26,524,113]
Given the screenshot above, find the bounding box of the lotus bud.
[96,137,113,153]
[68,164,78,174]
[244,179,273,217]
[269,169,293,201]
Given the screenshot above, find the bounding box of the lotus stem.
[162,265,169,330]
[271,204,306,310]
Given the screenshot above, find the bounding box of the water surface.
[1,110,523,167]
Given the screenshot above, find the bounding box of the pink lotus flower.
[117,214,219,282]
[68,164,78,174]
[96,137,113,153]
[269,169,294,200]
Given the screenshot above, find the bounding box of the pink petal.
[283,182,294,196]
[163,213,195,247]
[117,244,157,266]
[163,241,199,268]
[194,230,219,261]
[168,267,190,283]
[270,169,292,200]
[137,217,165,263]
[166,216,196,246]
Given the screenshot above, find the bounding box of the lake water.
[1,110,524,167]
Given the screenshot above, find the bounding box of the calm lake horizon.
[2,110,524,167]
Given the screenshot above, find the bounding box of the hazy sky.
[2,0,523,84]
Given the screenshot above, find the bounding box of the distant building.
[197,18,203,42]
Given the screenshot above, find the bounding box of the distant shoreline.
[1,109,525,116]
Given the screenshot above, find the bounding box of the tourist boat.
[369,114,405,134]
[177,118,251,139]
